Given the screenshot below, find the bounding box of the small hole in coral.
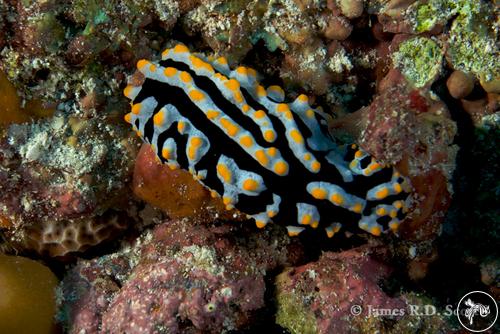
[34,68,50,81]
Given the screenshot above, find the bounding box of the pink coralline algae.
[58,219,303,333]
[275,246,450,333]
[275,247,405,333]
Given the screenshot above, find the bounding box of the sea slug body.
[124,44,411,238]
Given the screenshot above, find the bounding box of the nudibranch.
[124,44,411,238]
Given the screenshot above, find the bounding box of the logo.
[457,291,498,332]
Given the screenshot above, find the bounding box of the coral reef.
[58,219,303,333]
[181,0,372,94]
[0,109,135,256]
[445,2,499,93]
[275,247,404,333]
[0,0,497,332]
[391,36,443,88]
[275,247,450,333]
[374,0,498,92]
[358,69,457,240]
[18,212,128,257]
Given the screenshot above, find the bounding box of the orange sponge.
[0,255,59,334]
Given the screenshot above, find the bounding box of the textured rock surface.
[275,247,451,333]
[58,219,303,333]
[333,69,458,241]
[0,110,135,256]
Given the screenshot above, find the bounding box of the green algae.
[409,0,498,85]
[82,10,110,36]
[447,7,499,83]
[275,277,318,334]
[391,36,443,88]
[412,0,481,33]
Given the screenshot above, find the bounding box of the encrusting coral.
[275,247,451,333]
[57,219,303,333]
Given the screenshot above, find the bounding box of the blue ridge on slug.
[124,44,412,238]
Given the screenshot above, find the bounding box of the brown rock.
[339,0,364,19]
[385,0,418,15]
[372,21,393,41]
[446,70,474,99]
[480,76,500,94]
[80,91,104,112]
[65,35,95,66]
[327,0,341,13]
[487,93,500,113]
[461,97,490,124]
[400,170,452,240]
[324,16,353,41]
[480,258,499,286]
[128,70,145,87]
[407,249,438,281]
[178,0,201,13]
